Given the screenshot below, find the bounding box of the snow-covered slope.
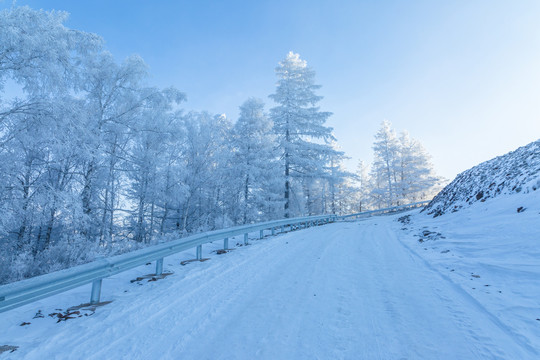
[424,139,540,217]
[400,190,540,357]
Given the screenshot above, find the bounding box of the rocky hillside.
[424,139,540,217]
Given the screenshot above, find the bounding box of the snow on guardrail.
[337,201,430,220]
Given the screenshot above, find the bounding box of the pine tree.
[269,52,336,217]
[232,98,282,224]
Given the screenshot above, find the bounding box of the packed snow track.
[1,215,536,359]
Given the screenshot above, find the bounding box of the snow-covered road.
[2,215,537,359]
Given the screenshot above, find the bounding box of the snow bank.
[401,189,540,354]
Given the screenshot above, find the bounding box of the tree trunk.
[243,173,249,224]
[284,128,290,218]
[17,164,33,251]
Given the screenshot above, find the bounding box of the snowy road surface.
[2,214,537,359]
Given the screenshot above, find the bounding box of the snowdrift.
[424,139,540,217]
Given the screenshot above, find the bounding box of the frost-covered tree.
[77,52,149,244]
[0,6,103,281]
[269,52,336,217]
[0,6,100,119]
[176,112,234,232]
[396,131,439,203]
[370,121,440,207]
[0,5,189,282]
[232,98,282,224]
[370,120,400,207]
[0,6,367,285]
[355,160,370,212]
[127,88,186,243]
[322,141,350,215]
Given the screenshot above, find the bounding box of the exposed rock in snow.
[424,139,540,217]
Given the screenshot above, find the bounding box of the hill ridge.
[424,139,540,217]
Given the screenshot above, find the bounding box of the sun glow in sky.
[3,0,540,180]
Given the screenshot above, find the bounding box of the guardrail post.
[224,237,229,250]
[90,279,102,305]
[260,230,263,239]
[271,227,275,236]
[244,233,248,245]
[196,245,202,260]
[155,258,164,276]
[281,225,284,233]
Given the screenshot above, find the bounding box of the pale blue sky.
[3,0,540,180]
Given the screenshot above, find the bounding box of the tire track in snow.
[349,220,528,359]
[24,233,300,359]
[43,227,341,360]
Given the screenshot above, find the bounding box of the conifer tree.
[269,52,336,217]
[231,99,282,223]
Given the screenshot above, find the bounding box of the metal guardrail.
[337,201,430,220]
[0,201,430,314]
[0,214,337,313]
